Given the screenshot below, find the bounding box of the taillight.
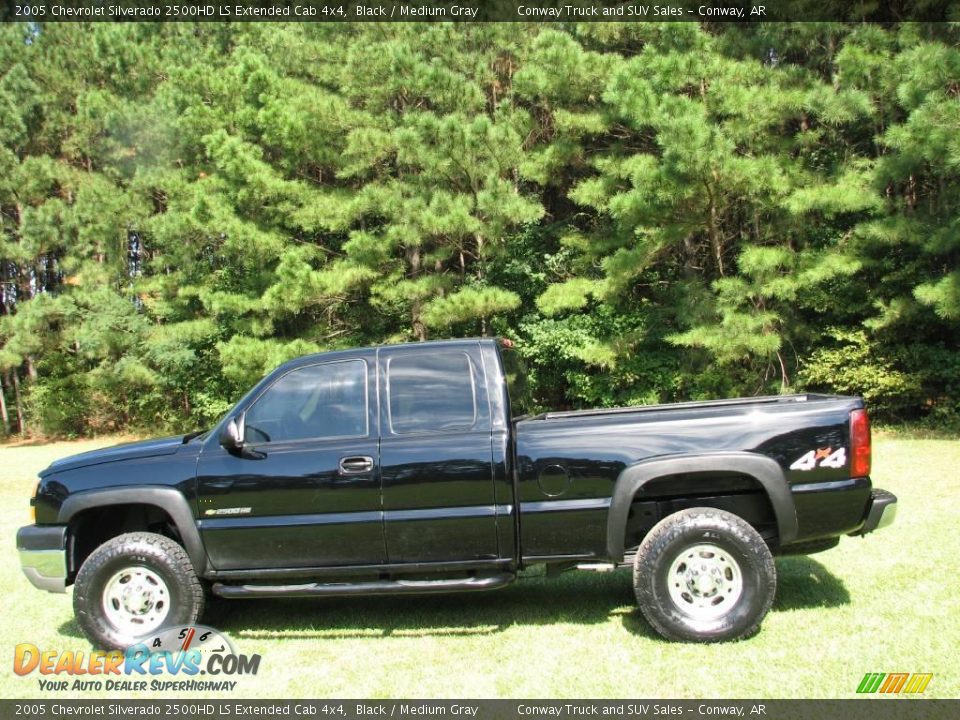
[29,480,39,523]
[850,408,871,477]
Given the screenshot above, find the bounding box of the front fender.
[58,486,208,575]
[606,452,798,561]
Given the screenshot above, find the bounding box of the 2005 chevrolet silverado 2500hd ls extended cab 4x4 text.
[17,338,896,645]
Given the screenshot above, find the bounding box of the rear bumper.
[850,489,897,536]
[16,525,68,593]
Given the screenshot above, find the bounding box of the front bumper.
[851,488,897,536]
[16,525,68,593]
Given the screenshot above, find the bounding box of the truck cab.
[198,340,514,571]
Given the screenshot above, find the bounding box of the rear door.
[378,343,499,563]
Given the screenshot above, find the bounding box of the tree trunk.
[776,350,790,393]
[0,372,9,436]
[405,245,426,341]
[476,232,488,336]
[705,178,724,277]
[411,308,426,341]
[11,368,24,435]
[682,233,698,281]
[0,257,8,316]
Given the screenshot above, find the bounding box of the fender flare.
[606,452,797,562]
[58,486,208,575]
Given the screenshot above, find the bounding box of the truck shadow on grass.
[772,555,851,611]
[205,568,652,640]
[56,556,849,643]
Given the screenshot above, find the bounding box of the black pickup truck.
[17,338,896,646]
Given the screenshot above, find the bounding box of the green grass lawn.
[1,434,957,699]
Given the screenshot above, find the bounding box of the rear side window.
[388,351,477,434]
[500,347,534,416]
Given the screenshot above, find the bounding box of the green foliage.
[798,330,923,417]
[1,22,958,436]
[536,279,599,316]
[669,245,861,389]
[422,287,521,329]
[23,359,91,438]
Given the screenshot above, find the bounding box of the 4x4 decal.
[790,447,847,471]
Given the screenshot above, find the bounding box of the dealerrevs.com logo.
[14,625,261,693]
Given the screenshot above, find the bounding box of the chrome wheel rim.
[666,543,744,621]
[101,566,171,635]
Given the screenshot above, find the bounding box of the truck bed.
[513,391,865,561]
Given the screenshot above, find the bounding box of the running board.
[211,572,515,599]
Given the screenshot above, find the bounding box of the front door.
[378,343,499,563]
[196,355,384,570]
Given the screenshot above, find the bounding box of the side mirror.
[219,415,245,451]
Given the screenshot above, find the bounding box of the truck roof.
[276,337,502,372]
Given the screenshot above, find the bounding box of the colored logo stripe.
[880,673,909,693]
[903,673,933,694]
[857,673,885,693]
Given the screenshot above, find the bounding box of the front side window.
[388,351,477,434]
[244,360,367,443]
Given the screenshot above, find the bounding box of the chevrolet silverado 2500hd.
[17,338,896,645]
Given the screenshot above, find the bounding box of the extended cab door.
[196,354,384,570]
[378,343,499,563]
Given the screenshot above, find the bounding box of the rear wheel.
[73,532,204,650]
[633,507,776,642]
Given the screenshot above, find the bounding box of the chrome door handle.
[339,456,374,474]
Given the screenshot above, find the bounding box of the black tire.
[633,507,776,643]
[73,532,204,650]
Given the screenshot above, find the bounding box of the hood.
[39,435,186,477]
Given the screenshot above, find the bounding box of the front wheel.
[73,532,204,650]
[633,508,776,642]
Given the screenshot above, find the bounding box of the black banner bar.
[0,700,957,720]
[1,0,958,23]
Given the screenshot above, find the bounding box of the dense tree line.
[1,21,958,437]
